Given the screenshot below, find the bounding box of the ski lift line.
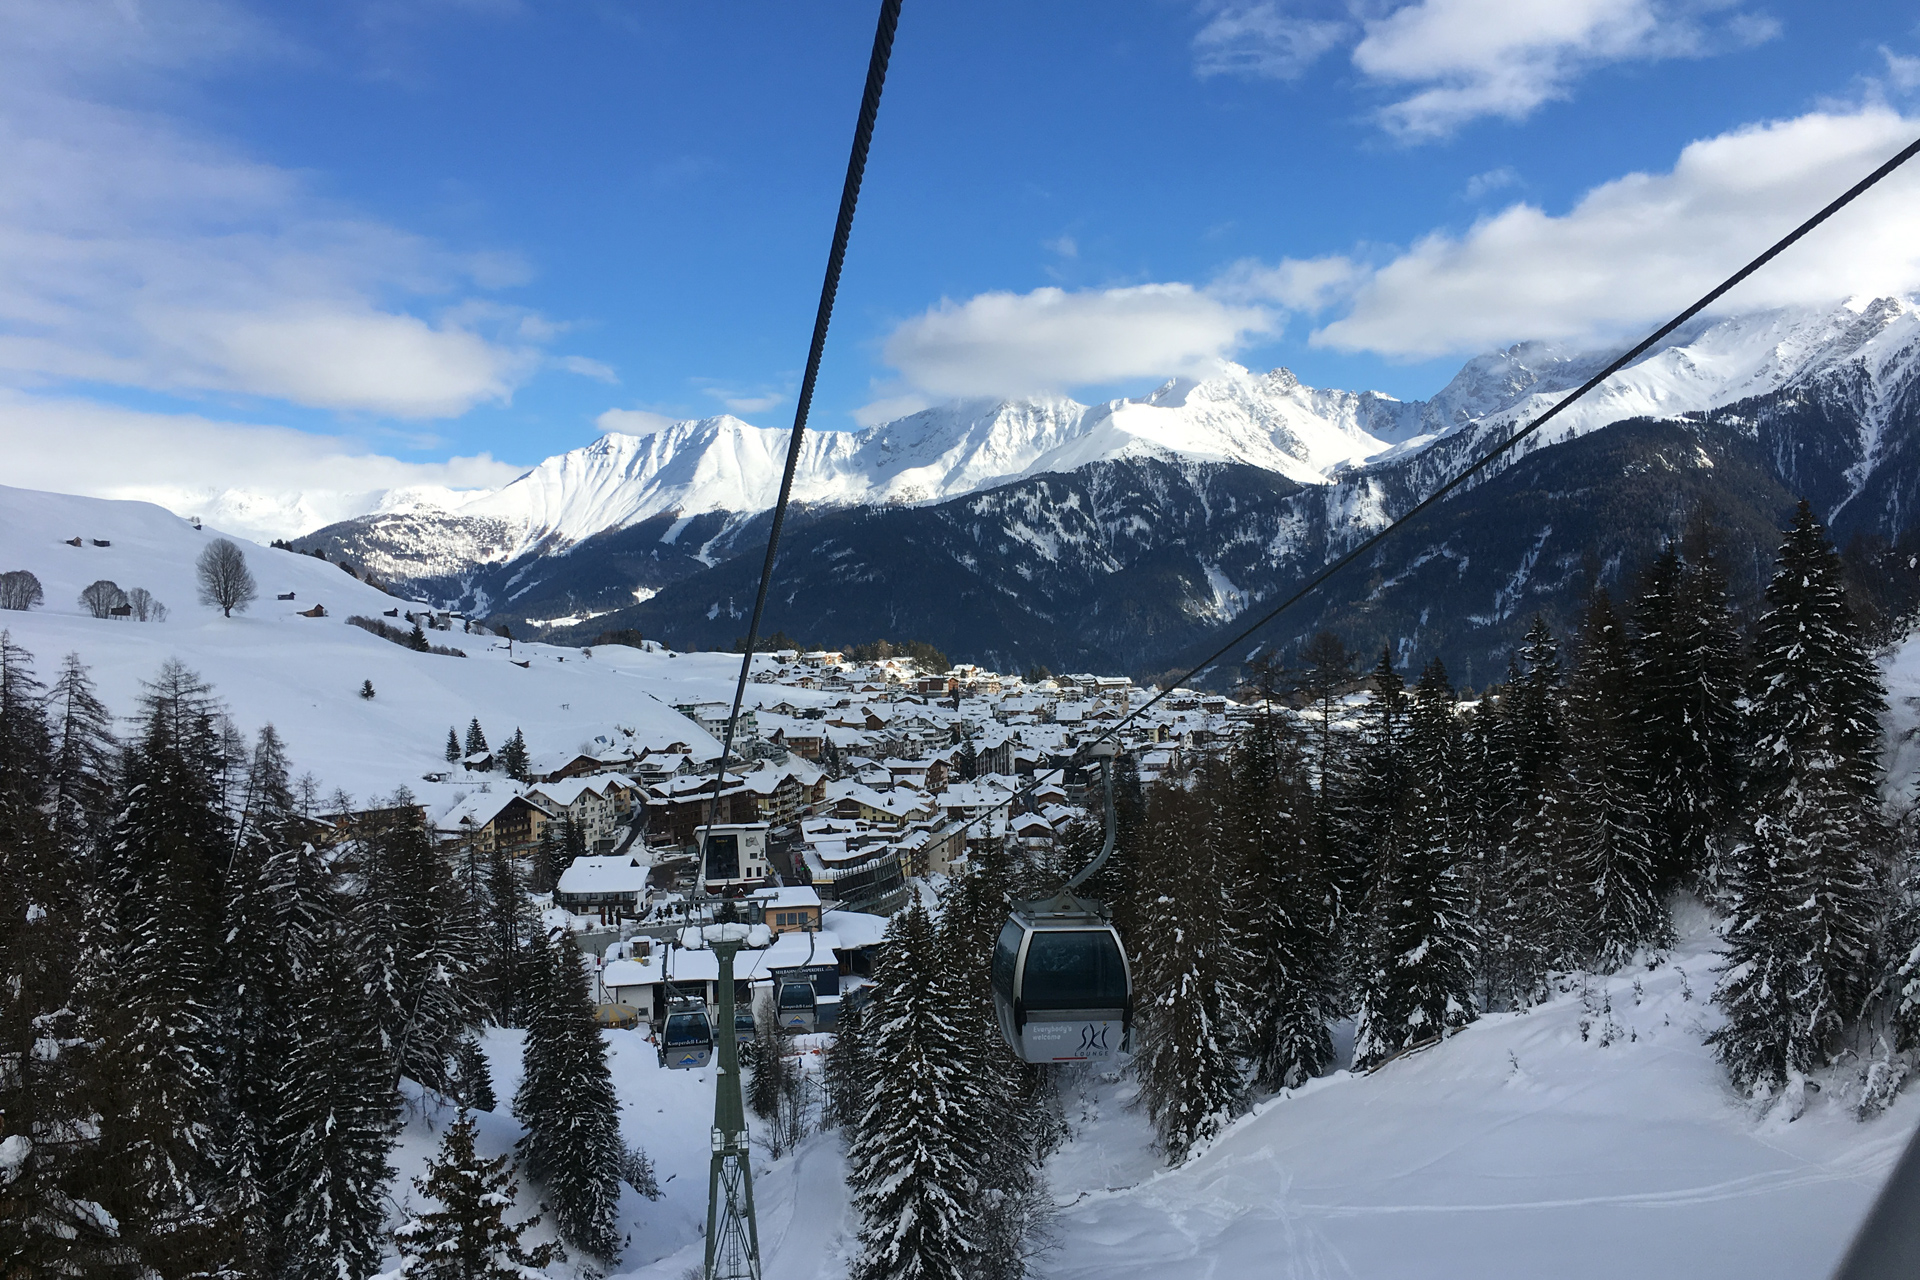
[938,130,1920,853]
[704,0,906,836]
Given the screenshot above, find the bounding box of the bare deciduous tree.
[0,569,43,611]
[127,587,167,622]
[196,538,257,617]
[78,579,127,619]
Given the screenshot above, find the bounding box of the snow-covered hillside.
[0,484,817,799]
[536,912,1916,1280]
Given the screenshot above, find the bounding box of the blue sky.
[4,0,1920,519]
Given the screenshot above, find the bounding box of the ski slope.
[0,484,831,801]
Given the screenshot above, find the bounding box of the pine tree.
[483,844,540,1027]
[1712,502,1889,1098]
[530,823,561,895]
[273,887,401,1280]
[0,637,130,1271]
[847,898,989,1280]
[449,1036,498,1113]
[824,992,871,1132]
[1228,708,1336,1091]
[395,1110,561,1279]
[1338,646,1408,925]
[446,726,463,764]
[499,729,531,783]
[82,660,236,1271]
[45,652,118,856]
[1132,774,1243,1162]
[465,719,489,760]
[513,931,625,1260]
[1480,620,1570,1008]
[1352,660,1478,1069]
[358,812,485,1093]
[934,846,1056,1278]
[1631,531,1744,890]
[1561,590,1668,970]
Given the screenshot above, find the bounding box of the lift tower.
[700,910,762,1280]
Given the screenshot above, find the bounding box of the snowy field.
[0,485,841,800]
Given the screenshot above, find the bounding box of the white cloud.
[719,391,787,414]
[1192,3,1349,81]
[1309,107,1920,356]
[1354,0,1777,137]
[1191,0,1777,138]
[1465,166,1521,199]
[1045,235,1080,259]
[1211,256,1363,311]
[878,284,1275,402]
[596,407,679,435]
[557,355,619,383]
[1883,46,1920,94]
[0,392,525,539]
[0,0,546,419]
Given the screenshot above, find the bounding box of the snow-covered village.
[10,5,1920,1280]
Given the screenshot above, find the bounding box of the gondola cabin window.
[1022,930,1129,1011]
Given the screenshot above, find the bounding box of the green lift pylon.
[703,920,762,1280]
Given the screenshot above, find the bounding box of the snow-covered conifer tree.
[1228,708,1336,1090]
[1631,533,1744,890]
[1712,501,1889,1098]
[1352,660,1477,1069]
[357,812,485,1093]
[847,898,988,1280]
[395,1110,560,1279]
[465,718,489,760]
[445,726,462,764]
[513,931,625,1260]
[0,638,126,1269]
[1132,774,1244,1162]
[1561,589,1667,970]
[82,660,235,1270]
[1480,620,1570,1008]
[499,728,531,783]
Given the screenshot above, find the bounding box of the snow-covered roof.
[530,773,637,806]
[555,854,651,897]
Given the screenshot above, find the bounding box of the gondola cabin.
[992,904,1131,1064]
[735,1008,758,1049]
[658,996,714,1070]
[774,974,818,1034]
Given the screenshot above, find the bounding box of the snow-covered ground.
[0,484,840,800]
[418,909,1917,1280]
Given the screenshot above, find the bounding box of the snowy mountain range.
[285,295,1920,676]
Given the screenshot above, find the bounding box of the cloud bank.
[1192,0,1778,138]
[0,0,554,419]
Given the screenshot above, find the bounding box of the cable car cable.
[944,130,1920,859]
[702,0,905,836]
